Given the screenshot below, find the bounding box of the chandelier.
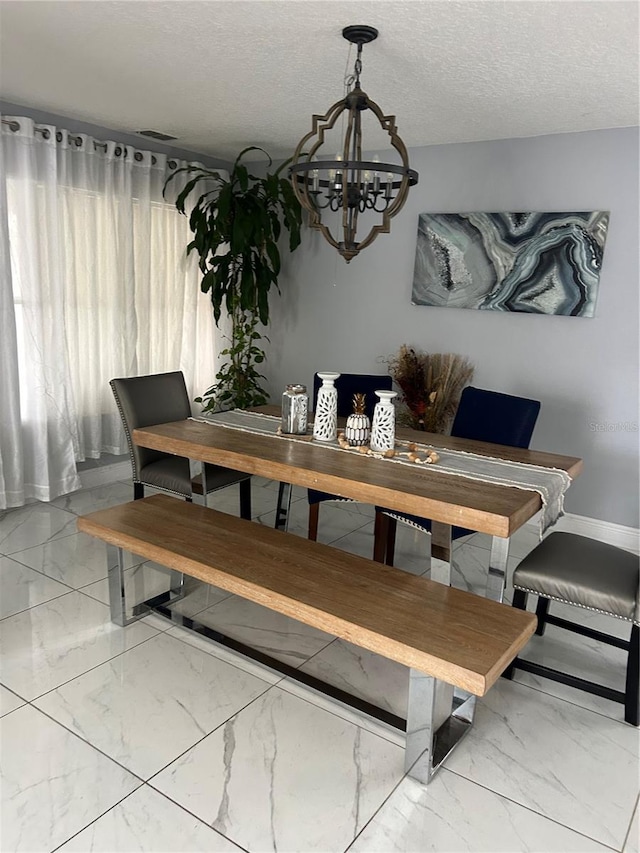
[290,25,418,263]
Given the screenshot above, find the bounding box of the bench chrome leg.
[485,536,510,603]
[107,544,186,626]
[430,522,452,586]
[275,482,293,531]
[405,669,476,784]
[107,544,147,627]
[170,570,185,598]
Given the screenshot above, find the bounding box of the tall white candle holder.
[370,390,397,451]
[312,372,341,442]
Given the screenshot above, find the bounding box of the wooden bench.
[77,493,536,784]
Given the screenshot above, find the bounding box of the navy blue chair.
[373,386,541,564]
[308,372,393,540]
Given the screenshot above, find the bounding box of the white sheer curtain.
[0,116,222,509]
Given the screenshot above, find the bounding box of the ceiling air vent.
[135,129,178,141]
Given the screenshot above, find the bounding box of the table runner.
[191,410,571,536]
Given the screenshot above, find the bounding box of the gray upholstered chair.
[110,371,251,518]
[505,532,639,725]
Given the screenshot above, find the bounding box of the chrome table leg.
[486,535,510,602]
[430,521,452,586]
[201,463,208,507]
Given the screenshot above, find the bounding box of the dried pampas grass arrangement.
[387,345,474,434]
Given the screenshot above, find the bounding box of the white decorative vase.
[313,372,340,442]
[370,390,397,452]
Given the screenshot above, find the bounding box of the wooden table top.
[133,408,582,539]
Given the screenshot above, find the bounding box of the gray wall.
[267,128,640,528]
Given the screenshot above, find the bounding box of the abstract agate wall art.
[411,212,610,317]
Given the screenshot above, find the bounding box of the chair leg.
[512,588,528,611]
[373,511,388,563]
[134,482,144,500]
[535,596,550,636]
[385,518,398,566]
[625,624,639,726]
[239,478,252,520]
[308,503,320,541]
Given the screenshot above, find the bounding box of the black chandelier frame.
[290,25,418,263]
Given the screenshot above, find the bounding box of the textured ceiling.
[1,0,638,161]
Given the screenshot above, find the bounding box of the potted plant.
[166,147,302,410]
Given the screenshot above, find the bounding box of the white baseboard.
[78,462,131,490]
[526,512,640,554]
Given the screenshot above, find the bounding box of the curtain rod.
[1,117,179,167]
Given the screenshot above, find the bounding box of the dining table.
[132,405,583,604]
[129,406,582,731]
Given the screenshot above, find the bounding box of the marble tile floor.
[1,478,638,853]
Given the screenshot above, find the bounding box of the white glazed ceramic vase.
[345,412,371,447]
[370,390,397,451]
[312,372,341,441]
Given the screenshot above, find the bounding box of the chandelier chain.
[354,54,362,85]
[343,42,354,94]
[344,52,362,94]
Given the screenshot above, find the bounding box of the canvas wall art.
[411,211,610,317]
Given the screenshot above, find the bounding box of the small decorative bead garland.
[274,425,440,464]
[337,432,440,464]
